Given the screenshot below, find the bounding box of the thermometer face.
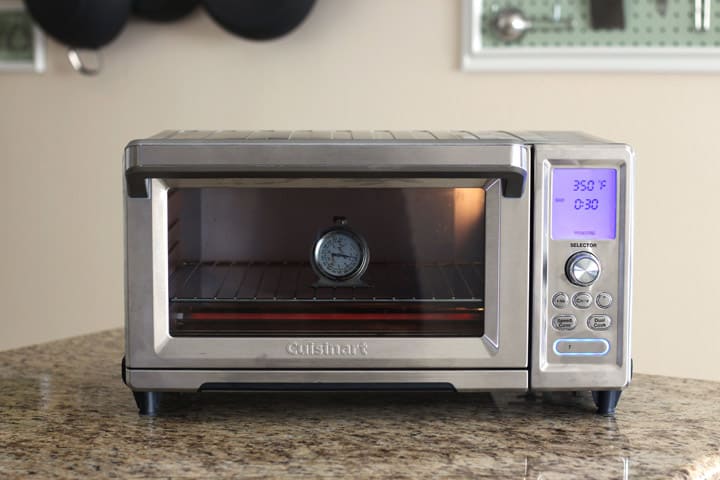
[314,230,364,280]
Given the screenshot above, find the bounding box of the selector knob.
[565,252,600,286]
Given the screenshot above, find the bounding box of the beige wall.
[1,0,718,381]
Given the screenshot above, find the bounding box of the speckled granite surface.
[0,330,718,479]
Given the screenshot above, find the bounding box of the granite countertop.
[1,331,718,479]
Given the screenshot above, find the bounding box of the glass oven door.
[167,186,486,338]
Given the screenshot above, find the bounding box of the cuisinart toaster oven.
[123,130,633,415]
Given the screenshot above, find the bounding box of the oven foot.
[133,391,161,416]
[591,390,622,415]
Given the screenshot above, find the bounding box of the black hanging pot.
[203,0,316,40]
[23,0,131,75]
[132,0,199,22]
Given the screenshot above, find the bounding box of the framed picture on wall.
[0,0,45,73]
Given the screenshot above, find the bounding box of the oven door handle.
[124,143,528,199]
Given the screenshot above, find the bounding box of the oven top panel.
[124,130,533,199]
[129,130,526,143]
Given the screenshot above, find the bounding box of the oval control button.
[552,292,570,309]
[596,292,613,309]
[588,314,612,330]
[552,314,577,331]
[553,338,610,356]
[572,292,593,309]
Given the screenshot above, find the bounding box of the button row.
[552,314,612,331]
[552,292,613,309]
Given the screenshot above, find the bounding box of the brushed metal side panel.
[124,190,156,367]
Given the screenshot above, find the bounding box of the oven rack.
[169,261,484,303]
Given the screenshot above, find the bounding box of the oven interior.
[167,186,486,336]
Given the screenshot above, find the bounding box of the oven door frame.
[125,144,531,371]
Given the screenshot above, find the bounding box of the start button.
[553,338,610,356]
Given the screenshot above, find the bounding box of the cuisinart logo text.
[286,341,369,357]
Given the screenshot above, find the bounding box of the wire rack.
[169,261,484,303]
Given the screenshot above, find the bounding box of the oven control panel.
[532,144,632,390]
[546,166,620,364]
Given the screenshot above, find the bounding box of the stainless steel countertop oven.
[123,130,634,416]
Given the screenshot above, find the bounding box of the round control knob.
[565,252,600,287]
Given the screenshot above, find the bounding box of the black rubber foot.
[592,390,622,415]
[133,391,161,416]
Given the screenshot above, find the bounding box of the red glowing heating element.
[186,312,478,321]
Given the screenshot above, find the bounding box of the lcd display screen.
[552,168,617,240]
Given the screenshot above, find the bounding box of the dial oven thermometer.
[310,216,370,287]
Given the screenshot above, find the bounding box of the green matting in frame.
[481,0,720,48]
